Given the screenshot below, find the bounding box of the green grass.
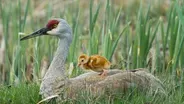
[0,0,184,103]
[0,83,40,104]
[0,77,184,104]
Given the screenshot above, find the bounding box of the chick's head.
[77,54,89,67]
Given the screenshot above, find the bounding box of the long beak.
[20,27,50,41]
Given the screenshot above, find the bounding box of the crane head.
[20,18,72,41]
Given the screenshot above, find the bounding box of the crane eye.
[53,24,58,28]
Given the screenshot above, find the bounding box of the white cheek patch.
[47,29,58,35]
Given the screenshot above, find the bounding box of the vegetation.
[0,0,184,103]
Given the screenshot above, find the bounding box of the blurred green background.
[0,0,173,84]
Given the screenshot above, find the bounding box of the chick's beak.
[77,63,81,67]
[20,27,50,41]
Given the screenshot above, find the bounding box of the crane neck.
[55,38,70,63]
[40,33,72,97]
[44,37,71,80]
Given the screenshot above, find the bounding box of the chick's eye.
[81,60,84,62]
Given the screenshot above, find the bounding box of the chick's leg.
[99,69,107,76]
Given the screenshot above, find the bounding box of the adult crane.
[21,18,165,101]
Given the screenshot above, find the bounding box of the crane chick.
[77,54,111,76]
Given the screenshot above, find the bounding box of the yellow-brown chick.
[77,54,111,76]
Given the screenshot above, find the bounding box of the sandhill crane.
[21,19,72,97]
[21,18,166,101]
